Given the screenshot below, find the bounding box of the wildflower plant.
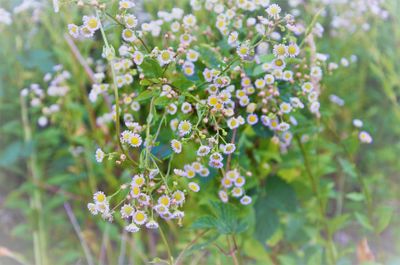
[56,0,373,236]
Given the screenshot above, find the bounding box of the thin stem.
[158,226,174,265]
[174,230,209,265]
[295,135,336,265]
[97,11,137,166]
[64,202,95,265]
[20,94,48,265]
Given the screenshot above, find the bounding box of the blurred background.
[0,0,399,264]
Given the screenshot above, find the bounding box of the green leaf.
[346,192,365,202]
[191,216,218,230]
[135,90,157,101]
[254,176,297,242]
[154,96,172,106]
[197,44,223,68]
[355,212,373,231]
[141,57,163,78]
[172,75,194,90]
[376,206,394,233]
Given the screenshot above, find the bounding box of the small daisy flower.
[146,220,159,229]
[266,4,281,19]
[119,0,135,9]
[232,187,244,197]
[132,174,145,187]
[181,102,193,113]
[272,58,286,70]
[124,14,138,28]
[219,190,229,203]
[353,119,363,128]
[278,122,290,131]
[197,145,211,157]
[254,78,266,89]
[287,43,300,57]
[247,114,259,125]
[210,152,223,162]
[280,102,292,114]
[302,82,314,93]
[83,16,100,32]
[290,97,304,108]
[186,49,199,62]
[273,44,288,58]
[158,50,174,66]
[240,195,252,205]
[359,131,373,144]
[133,210,147,225]
[227,117,240,129]
[174,169,187,177]
[120,204,134,218]
[95,148,105,163]
[222,143,236,154]
[171,139,182,153]
[93,191,107,204]
[234,176,246,187]
[178,120,192,136]
[185,166,196,179]
[228,31,239,47]
[133,51,144,65]
[172,190,185,206]
[87,203,98,215]
[68,24,79,38]
[167,103,178,115]
[154,204,169,215]
[188,182,200,192]
[131,185,141,198]
[237,42,251,59]
[122,29,136,42]
[199,167,210,177]
[158,195,171,207]
[221,177,233,188]
[264,74,275,85]
[125,223,140,233]
[128,133,142,147]
[183,14,196,27]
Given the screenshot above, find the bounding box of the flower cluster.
[56,0,374,232]
[21,65,70,127]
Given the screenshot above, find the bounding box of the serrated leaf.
[141,57,163,78]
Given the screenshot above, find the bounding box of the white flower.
[188,182,200,192]
[95,148,105,163]
[171,139,182,153]
[128,133,142,147]
[247,114,258,125]
[197,145,211,157]
[83,16,100,32]
[120,204,134,218]
[178,120,192,136]
[353,119,363,128]
[266,4,281,19]
[158,50,175,66]
[133,51,144,65]
[219,190,229,203]
[125,223,140,233]
[240,195,252,205]
[122,29,136,42]
[146,220,159,229]
[359,131,373,144]
[181,102,193,113]
[273,44,288,58]
[287,43,300,57]
[133,210,147,225]
[68,24,79,38]
[183,14,196,27]
[124,14,138,28]
[280,102,292,114]
[228,31,239,47]
[221,143,236,154]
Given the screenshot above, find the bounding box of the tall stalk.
[20,94,48,265]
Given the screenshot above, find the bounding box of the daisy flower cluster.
[57,0,371,232]
[20,65,70,127]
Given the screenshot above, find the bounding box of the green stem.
[159,226,174,265]
[295,135,336,265]
[20,95,48,265]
